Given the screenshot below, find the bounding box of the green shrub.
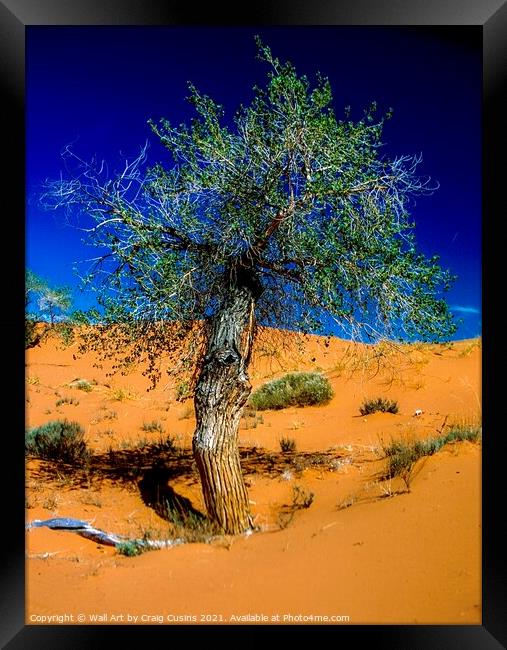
[69,379,93,392]
[25,419,90,464]
[116,540,147,557]
[250,372,333,411]
[280,437,297,453]
[444,423,482,444]
[381,424,481,490]
[175,380,192,402]
[360,397,399,416]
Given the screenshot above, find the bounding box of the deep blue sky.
[26,26,481,339]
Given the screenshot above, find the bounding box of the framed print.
[2,1,504,647]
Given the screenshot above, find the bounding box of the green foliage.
[25,269,75,348]
[381,424,481,489]
[69,379,94,392]
[25,419,90,464]
[175,380,192,402]
[250,372,334,410]
[164,502,221,542]
[42,38,456,383]
[359,397,399,416]
[116,540,147,557]
[280,437,297,453]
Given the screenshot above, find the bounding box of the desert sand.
[25,330,481,625]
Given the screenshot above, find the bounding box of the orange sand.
[25,331,481,625]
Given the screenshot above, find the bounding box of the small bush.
[69,379,93,392]
[280,437,297,453]
[25,419,90,464]
[360,397,399,416]
[291,484,314,509]
[250,372,333,411]
[175,380,192,402]
[141,420,164,433]
[116,540,147,557]
[56,396,79,407]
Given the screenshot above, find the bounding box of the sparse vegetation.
[98,428,115,437]
[55,396,79,407]
[91,409,118,423]
[458,339,481,358]
[117,434,177,454]
[141,420,164,433]
[42,493,59,511]
[26,376,40,385]
[250,372,333,411]
[116,540,148,557]
[175,380,192,402]
[338,493,357,510]
[164,502,221,543]
[25,419,90,464]
[69,378,93,392]
[277,484,315,529]
[279,437,297,453]
[380,423,481,491]
[151,435,178,453]
[360,397,399,416]
[241,407,264,429]
[108,387,137,402]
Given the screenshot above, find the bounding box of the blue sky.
[26,26,481,339]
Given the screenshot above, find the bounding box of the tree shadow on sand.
[27,445,354,524]
[137,462,205,522]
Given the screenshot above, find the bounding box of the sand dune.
[25,330,481,624]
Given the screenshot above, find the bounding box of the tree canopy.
[25,270,73,348]
[42,38,456,383]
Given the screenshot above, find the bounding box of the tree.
[25,269,73,348]
[42,39,456,534]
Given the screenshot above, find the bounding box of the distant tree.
[25,269,73,348]
[42,39,456,533]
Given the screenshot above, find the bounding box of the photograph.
[25,25,481,626]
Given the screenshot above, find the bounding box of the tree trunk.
[193,281,256,535]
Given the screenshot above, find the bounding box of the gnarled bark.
[192,280,257,534]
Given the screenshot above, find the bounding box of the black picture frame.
[4,1,504,647]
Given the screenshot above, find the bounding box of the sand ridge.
[25,331,481,624]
